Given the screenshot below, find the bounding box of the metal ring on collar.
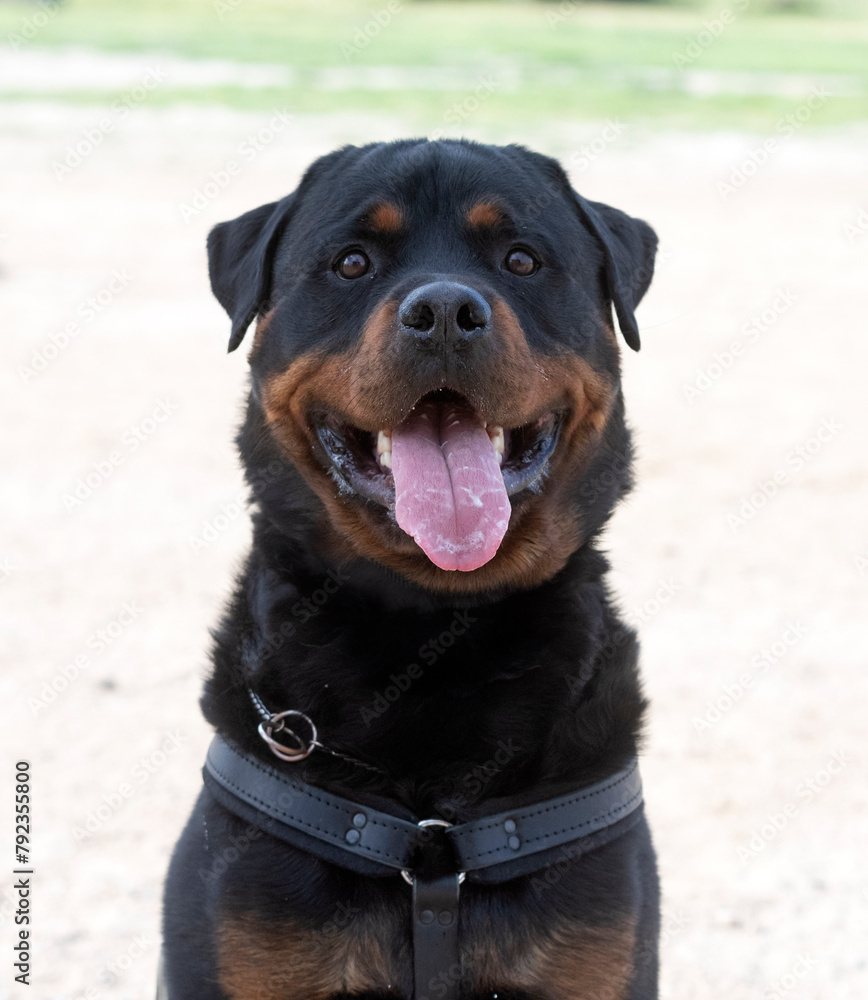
[258,710,318,762]
[401,819,466,886]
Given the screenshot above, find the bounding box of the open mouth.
[315,390,561,572]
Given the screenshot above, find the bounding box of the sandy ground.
[0,94,866,1000]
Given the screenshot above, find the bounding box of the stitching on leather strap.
[206,738,643,874]
[206,747,414,866]
[448,762,638,841]
[453,787,644,862]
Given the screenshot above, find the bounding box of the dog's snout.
[398,281,491,348]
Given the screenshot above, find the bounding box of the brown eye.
[336,250,370,279]
[505,248,538,276]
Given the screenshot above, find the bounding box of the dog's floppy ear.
[207,193,296,352]
[573,194,657,352]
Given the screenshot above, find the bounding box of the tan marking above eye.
[367,202,404,234]
[466,201,504,228]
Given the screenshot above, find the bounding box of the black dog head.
[208,140,657,595]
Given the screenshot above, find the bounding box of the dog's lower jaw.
[238,387,634,602]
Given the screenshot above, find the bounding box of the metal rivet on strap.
[438,911,454,926]
[508,835,521,851]
[503,819,517,834]
[419,909,434,925]
[345,828,361,845]
[352,812,367,828]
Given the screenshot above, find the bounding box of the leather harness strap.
[204,735,421,874]
[201,736,644,1000]
[413,873,461,1000]
[204,736,642,877]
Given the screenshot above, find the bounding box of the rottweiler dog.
[162,138,659,1000]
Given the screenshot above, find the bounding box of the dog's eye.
[336,250,370,279]
[504,248,538,276]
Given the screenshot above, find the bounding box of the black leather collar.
[202,736,644,1000]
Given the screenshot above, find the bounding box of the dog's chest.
[216,890,637,1000]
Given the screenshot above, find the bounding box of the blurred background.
[1,0,866,997]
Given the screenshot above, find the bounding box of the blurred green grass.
[1,0,867,129]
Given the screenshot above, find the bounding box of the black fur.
[162,139,660,1000]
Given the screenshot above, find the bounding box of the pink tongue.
[391,400,511,572]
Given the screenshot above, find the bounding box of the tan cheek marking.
[465,201,504,228]
[487,298,615,439]
[368,202,404,233]
[258,295,616,594]
[260,300,399,436]
[218,911,401,1000]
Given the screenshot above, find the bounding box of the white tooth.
[488,426,505,455]
[377,430,391,455]
[496,451,503,466]
[380,450,392,470]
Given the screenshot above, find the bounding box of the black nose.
[397,281,491,348]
